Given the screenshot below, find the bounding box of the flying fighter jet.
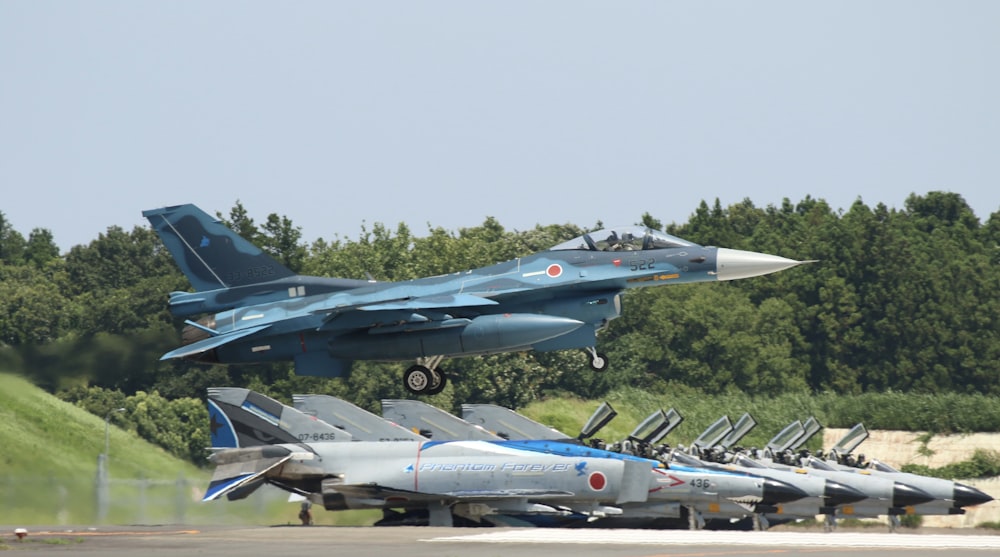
[144,204,810,394]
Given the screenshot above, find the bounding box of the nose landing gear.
[585,347,609,371]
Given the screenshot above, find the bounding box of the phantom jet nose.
[953,483,994,508]
[823,480,868,507]
[714,248,812,281]
[892,482,935,508]
[761,478,809,504]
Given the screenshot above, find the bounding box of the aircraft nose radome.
[761,478,809,504]
[953,483,994,508]
[892,482,935,508]
[714,248,810,281]
[822,480,868,507]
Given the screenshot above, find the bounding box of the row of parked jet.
[204,388,993,531]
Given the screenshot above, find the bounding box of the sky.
[2,1,999,252]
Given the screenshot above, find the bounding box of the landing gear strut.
[585,347,609,371]
[403,356,448,395]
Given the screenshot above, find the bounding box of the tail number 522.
[629,258,655,271]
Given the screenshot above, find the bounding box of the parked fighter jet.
[206,388,653,526]
[805,424,993,520]
[371,397,809,528]
[690,418,943,531]
[144,204,810,394]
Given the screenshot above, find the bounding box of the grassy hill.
[0,373,376,526]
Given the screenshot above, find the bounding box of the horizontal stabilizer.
[161,324,271,360]
[203,446,292,501]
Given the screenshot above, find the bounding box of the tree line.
[1,192,998,460]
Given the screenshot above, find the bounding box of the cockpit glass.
[549,227,695,251]
[807,458,837,471]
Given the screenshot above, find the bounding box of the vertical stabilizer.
[207,387,351,447]
[381,399,502,441]
[143,204,295,292]
[461,403,571,440]
[294,394,425,442]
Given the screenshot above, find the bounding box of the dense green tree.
[0,264,70,346]
[0,211,28,266]
[7,194,1000,463]
[24,228,60,267]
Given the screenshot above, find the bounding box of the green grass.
[0,372,378,527]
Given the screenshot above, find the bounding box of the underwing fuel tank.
[327,313,585,360]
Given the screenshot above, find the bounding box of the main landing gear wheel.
[404,365,433,395]
[426,368,448,395]
[403,365,448,395]
[585,348,609,371]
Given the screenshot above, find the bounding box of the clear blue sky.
[2,2,998,252]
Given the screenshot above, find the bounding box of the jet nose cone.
[762,478,809,504]
[953,483,994,508]
[823,480,868,507]
[715,248,812,281]
[892,482,935,508]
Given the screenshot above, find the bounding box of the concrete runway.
[4,526,1000,557]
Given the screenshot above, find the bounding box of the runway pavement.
[4,525,1000,557]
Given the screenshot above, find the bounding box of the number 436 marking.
[690,478,712,489]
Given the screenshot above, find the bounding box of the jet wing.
[161,324,271,360]
[202,445,293,502]
[356,293,499,312]
[312,292,498,317]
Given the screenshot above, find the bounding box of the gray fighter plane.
[805,424,993,522]
[369,397,810,528]
[697,418,941,531]
[144,204,810,394]
[207,388,653,526]
[463,405,864,530]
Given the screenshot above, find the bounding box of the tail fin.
[294,394,426,442]
[142,204,295,292]
[461,403,572,441]
[380,399,502,441]
[208,387,352,448]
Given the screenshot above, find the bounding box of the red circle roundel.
[588,471,607,491]
[546,264,563,278]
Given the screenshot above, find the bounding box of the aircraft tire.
[403,365,433,394]
[589,352,609,372]
[426,368,447,395]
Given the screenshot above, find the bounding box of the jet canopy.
[549,226,695,252]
